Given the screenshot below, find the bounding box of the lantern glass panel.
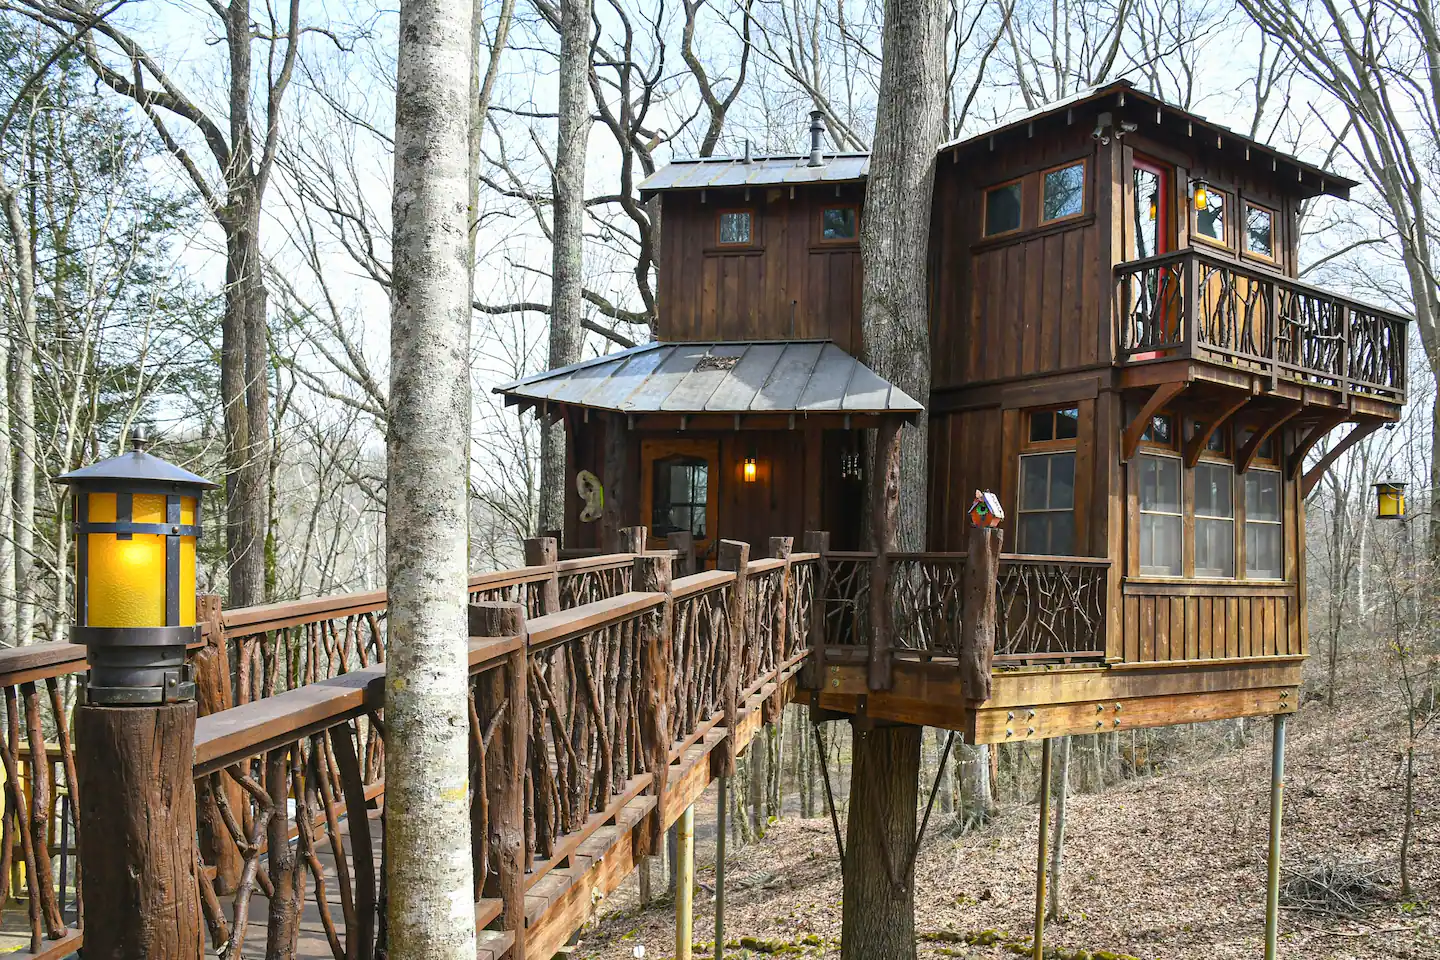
[80,491,198,627]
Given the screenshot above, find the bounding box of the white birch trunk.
[539,0,593,534]
[1046,735,1070,920]
[386,2,476,955]
[2,188,34,645]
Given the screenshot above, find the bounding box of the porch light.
[1374,480,1407,520]
[1147,191,1158,221]
[1191,179,1211,211]
[743,449,758,483]
[55,426,217,705]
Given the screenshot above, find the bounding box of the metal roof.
[637,154,870,197]
[55,449,219,489]
[495,341,923,419]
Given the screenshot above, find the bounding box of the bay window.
[1245,470,1283,579]
[1138,454,1183,576]
[1194,462,1235,577]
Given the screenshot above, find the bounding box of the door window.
[651,455,709,539]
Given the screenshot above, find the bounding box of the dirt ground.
[573,697,1438,960]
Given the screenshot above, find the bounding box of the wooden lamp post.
[55,425,214,958]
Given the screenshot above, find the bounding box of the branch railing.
[0,534,817,959]
[1115,249,1408,401]
[820,552,1110,663]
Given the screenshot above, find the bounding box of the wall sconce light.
[1147,190,1158,221]
[1374,480,1407,520]
[54,426,217,704]
[743,448,758,483]
[1191,178,1211,211]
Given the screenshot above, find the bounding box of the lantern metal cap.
[54,446,218,491]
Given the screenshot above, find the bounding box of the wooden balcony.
[1115,249,1408,407]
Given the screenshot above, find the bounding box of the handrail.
[671,569,735,599]
[526,590,666,650]
[825,550,1112,566]
[0,642,88,687]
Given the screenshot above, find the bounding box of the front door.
[641,439,719,566]
[1129,155,1179,357]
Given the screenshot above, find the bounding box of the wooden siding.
[1119,582,1303,664]
[656,187,865,350]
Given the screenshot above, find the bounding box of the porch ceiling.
[494,340,924,422]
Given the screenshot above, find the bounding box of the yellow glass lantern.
[1375,481,1407,520]
[743,456,758,483]
[55,427,216,704]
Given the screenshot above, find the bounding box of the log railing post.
[868,419,902,691]
[802,531,830,688]
[715,540,749,775]
[193,594,243,894]
[634,552,673,855]
[669,531,696,576]
[767,537,793,718]
[524,537,560,616]
[960,524,1003,702]
[470,601,530,960]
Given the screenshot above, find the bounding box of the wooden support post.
[768,536,793,717]
[621,525,648,555]
[802,531,830,689]
[868,419,901,692]
[192,594,243,894]
[601,412,629,553]
[714,775,727,960]
[715,540,750,775]
[960,525,1003,702]
[1033,737,1053,960]
[635,552,674,855]
[1265,713,1287,960]
[523,537,560,614]
[470,601,530,960]
[76,702,202,958]
[669,531,696,575]
[675,804,695,960]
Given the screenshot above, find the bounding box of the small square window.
[718,211,752,245]
[822,207,858,241]
[1041,161,1085,222]
[1194,186,1228,245]
[1028,407,1079,443]
[1245,203,1275,259]
[984,181,1023,236]
[1141,413,1174,446]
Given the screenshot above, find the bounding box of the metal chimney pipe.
[808,110,826,167]
[743,138,752,164]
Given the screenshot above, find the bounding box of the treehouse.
[497,80,1410,746]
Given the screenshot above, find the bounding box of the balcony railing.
[1115,249,1408,403]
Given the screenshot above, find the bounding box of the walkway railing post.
[193,593,244,894]
[471,601,530,960]
[634,551,673,856]
[802,531,830,688]
[715,541,750,777]
[767,536,793,719]
[524,537,560,614]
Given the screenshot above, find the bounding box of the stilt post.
[1033,737,1053,960]
[1265,712,1288,960]
[675,803,695,960]
[714,776,727,960]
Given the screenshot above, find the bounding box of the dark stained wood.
[1237,407,1300,473]
[524,538,561,613]
[1122,381,1187,461]
[959,526,1002,700]
[601,413,629,553]
[1184,391,1253,467]
[1302,419,1382,496]
[1287,410,1352,479]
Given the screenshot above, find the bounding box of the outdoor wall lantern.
[1191,178,1212,211]
[1374,480,1407,521]
[743,448,759,483]
[55,426,217,705]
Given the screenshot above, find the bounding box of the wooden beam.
[1236,407,1301,474]
[1287,410,1353,480]
[1122,381,1187,461]
[1301,420,1383,497]
[1184,391,1254,467]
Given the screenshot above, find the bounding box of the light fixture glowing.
[1147,191,1158,221]
[1374,480,1407,520]
[743,451,758,483]
[1192,179,1211,211]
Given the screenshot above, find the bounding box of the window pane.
[1042,162,1085,221]
[1021,456,1052,510]
[1048,512,1075,555]
[1141,414,1173,444]
[1246,205,1274,257]
[1194,463,1233,519]
[1196,189,1226,242]
[985,182,1022,235]
[719,211,751,244]
[1245,471,1281,522]
[1055,407,1079,439]
[1140,514,1183,576]
[1018,514,1049,554]
[1196,518,1235,577]
[1246,523,1282,578]
[1029,412,1054,443]
[822,207,857,240]
[1049,454,1075,509]
[1139,455,1180,514]
[1132,166,1161,259]
[1205,428,1227,454]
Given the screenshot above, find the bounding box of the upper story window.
[1192,183,1229,247]
[1041,160,1086,222]
[1018,408,1078,555]
[983,179,1023,237]
[1140,412,1175,446]
[718,210,753,245]
[1029,407,1079,443]
[821,206,858,242]
[1245,470,1283,579]
[1244,202,1276,260]
[1132,158,1171,260]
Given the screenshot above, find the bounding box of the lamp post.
[55,426,214,958]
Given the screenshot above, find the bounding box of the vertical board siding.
[1119,587,1298,665]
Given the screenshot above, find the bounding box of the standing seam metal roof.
[494,341,923,418]
[637,154,871,195]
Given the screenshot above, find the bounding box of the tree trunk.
[960,743,994,828]
[1046,735,1070,921]
[539,0,594,534]
[0,188,24,647]
[11,198,34,645]
[933,728,954,815]
[842,723,920,960]
[386,1,477,955]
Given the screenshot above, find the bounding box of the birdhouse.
[968,489,1005,528]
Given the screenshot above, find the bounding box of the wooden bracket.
[1122,381,1187,462]
[1236,406,1301,474]
[1287,410,1352,480]
[1300,420,1383,497]
[1183,390,1253,467]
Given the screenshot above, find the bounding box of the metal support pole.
[714,777,727,960]
[1265,713,1288,960]
[676,804,695,960]
[1033,738,1053,960]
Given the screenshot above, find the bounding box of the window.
[1131,159,1170,260]
[718,210,752,245]
[651,455,709,539]
[821,206,858,241]
[984,180,1023,236]
[1138,455,1182,576]
[1245,470,1283,579]
[1194,186,1229,246]
[1042,161,1086,222]
[1194,462,1235,577]
[1205,427,1228,455]
[1244,202,1275,259]
[1029,407,1079,443]
[1018,453,1075,555]
[1141,413,1175,446]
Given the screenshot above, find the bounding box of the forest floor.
[576,693,1438,960]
